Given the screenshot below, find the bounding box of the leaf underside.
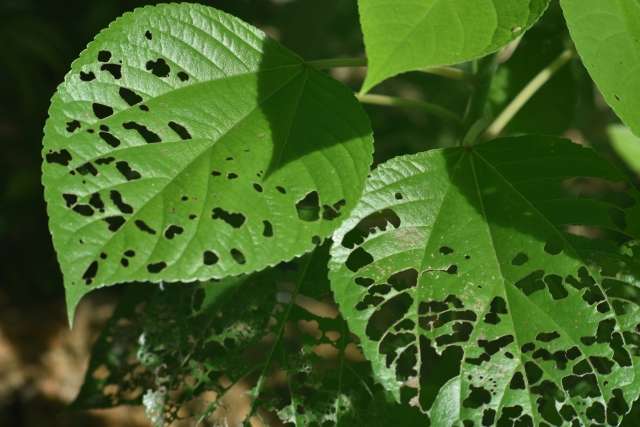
[42,3,374,322]
[358,0,551,93]
[329,136,640,426]
[71,243,394,427]
[561,0,640,138]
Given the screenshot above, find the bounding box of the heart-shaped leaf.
[329,136,640,425]
[561,0,640,137]
[42,3,373,322]
[358,0,551,93]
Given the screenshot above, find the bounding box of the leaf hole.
[115,161,141,181]
[164,225,184,239]
[203,250,219,266]
[121,258,129,267]
[92,103,114,119]
[76,162,98,176]
[536,331,560,343]
[89,193,105,211]
[253,183,263,193]
[511,252,528,266]
[189,214,197,220]
[66,120,81,133]
[394,192,403,200]
[135,219,156,234]
[139,105,149,111]
[212,207,246,228]
[103,216,125,232]
[230,248,246,265]
[462,385,492,409]
[110,190,133,214]
[124,250,135,257]
[123,121,161,143]
[262,220,273,237]
[177,71,189,81]
[439,246,454,255]
[99,252,107,259]
[62,193,78,208]
[311,235,321,245]
[276,186,286,194]
[345,247,374,272]
[99,131,121,148]
[509,372,525,390]
[46,149,72,166]
[446,264,458,275]
[80,71,95,81]
[387,268,418,291]
[146,58,170,77]
[119,87,143,106]
[296,191,320,222]
[72,204,94,216]
[100,63,122,79]
[145,30,152,40]
[82,260,99,285]
[483,296,507,325]
[544,233,564,255]
[97,50,112,62]
[147,262,167,273]
[322,199,346,221]
[167,121,191,140]
[227,173,238,179]
[211,171,221,176]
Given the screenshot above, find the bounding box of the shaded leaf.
[561,0,640,137]
[42,3,373,322]
[608,124,640,173]
[358,0,551,93]
[329,136,640,425]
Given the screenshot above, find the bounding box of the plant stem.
[417,66,484,86]
[307,57,368,69]
[482,45,576,141]
[308,57,481,85]
[356,93,463,133]
[461,51,500,140]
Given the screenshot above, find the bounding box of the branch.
[482,45,576,141]
[355,93,463,133]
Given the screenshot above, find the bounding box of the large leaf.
[561,0,640,137]
[71,243,395,426]
[358,0,551,93]
[42,3,373,322]
[329,136,640,425]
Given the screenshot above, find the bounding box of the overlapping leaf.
[608,124,640,173]
[561,0,640,137]
[71,243,395,426]
[358,0,551,93]
[329,136,640,425]
[42,3,374,322]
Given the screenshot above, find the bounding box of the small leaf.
[608,124,640,173]
[42,4,373,322]
[358,0,551,93]
[330,135,640,425]
[561,0,640,137]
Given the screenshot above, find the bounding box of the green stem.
[417,66,484,86]
[482,45,576,141]
[461,51,500,140]
[308,57,481,85]
[356,93,463,133]
[307,57,368,69]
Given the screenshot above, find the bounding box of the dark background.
[1,0,638,426]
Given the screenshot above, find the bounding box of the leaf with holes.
[42,3,373,322]
[561,0,640,137]
[72,243,396,426]
[329,135,640,426]
[358,0,551,93]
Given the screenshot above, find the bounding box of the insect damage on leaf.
[41,3,373,322]
[329,135,640,426]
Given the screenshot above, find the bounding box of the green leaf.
[358,0,551,93]
[489,2,579,136]
[73,242,396,426]
[561,0,640,137]
[42,3,373,322]
[608,124,640,173]
[329,136,640,425]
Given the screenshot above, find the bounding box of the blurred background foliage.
[0,0,639,425]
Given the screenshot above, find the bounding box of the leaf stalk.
[482,45,576,141]
[355,93,463,133]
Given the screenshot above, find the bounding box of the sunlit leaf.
[329,136,640,425]
[561,0,640,137]
[358,0,551,93]
[42,4,373,322]
[608,124,640,173]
